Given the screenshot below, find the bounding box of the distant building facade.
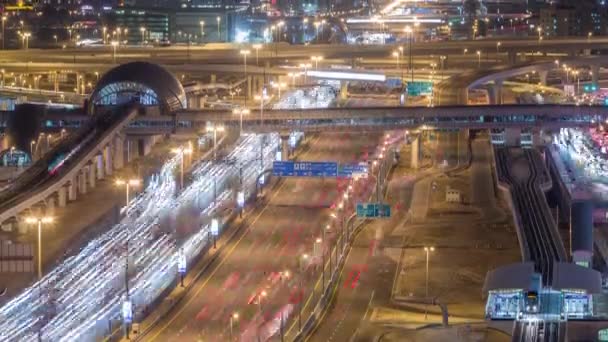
[539,0,607,36]
[112,6,241,43]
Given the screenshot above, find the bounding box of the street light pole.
[25,216,53,280]
[424,246,435,319]
[240,49,250,106]
[111,41,118,63]
[233,108,250,136]
[217,16,221,40]
[200,21,205,43]
[253,44,262,66]
[1,16,6,50]
[404,26,413,82]
[116,179,141,208]
[230,312,239,341]
[206,125,225,160]
[140,27,146,45]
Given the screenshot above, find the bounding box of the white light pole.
[299,63,311,84]
[272,82,285,99]
[1,16,6,50]
[111,40,118,63]
[216,16,221,40]
[240,49,250,105]
[25,216,53,280]
[230,312,239,340]
[311,55,323,70]
[404,25,413,82]
[288,72,300,88]
[252,44,262,66]
[200,20,205,43]
[24,32,31,49]
[424,246,435,319]
[140,27,146,45]
[206,124,225,160]
[240,50,251,76]
[171,145,193,189]
[115,179,141,208]
[255,91,268,127]
[232,108,250,136]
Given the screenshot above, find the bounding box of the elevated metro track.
[30,104,608,135]
[0,104,137,223]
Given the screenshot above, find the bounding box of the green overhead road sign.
[406,81,433,96]
[356,203,391,218]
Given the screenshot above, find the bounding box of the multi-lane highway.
[1,37,606,66]
[141,131,384,341]
[0,132,281,341]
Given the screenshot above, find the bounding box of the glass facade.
[114,8,170,43]
[94,81,160,107]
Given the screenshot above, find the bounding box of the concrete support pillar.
[114,136,124,170]
[126,140,133,163]
[490,80,503,105]
[459,88,469,105]
[257,76,263,93]
[411,136,420,169]
[58,186,67,207]
[507,51,517,65]
[17,217,28,235]
[88,163,96,188]
[54,72,59,92]
[539,70,548,86]
[340,81,348,100]
[281,135,289,160]
[96,154,105,180]
[79,170,87,195]
[104,145,113,176]
[247,75,252,99]
[46,196,55,215]
[68,180,77,201]
[592,65,600,85]
[505,128,522,146]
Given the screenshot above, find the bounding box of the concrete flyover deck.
[34,104,608,135]
[436,56,608,105]
[2,37,608,66]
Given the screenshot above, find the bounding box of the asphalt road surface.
[141,131,383,342]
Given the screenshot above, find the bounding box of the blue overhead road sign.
[272,161,338,177]
[273,161,369,178]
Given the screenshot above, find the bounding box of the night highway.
[1,0,607,340]
[141,131,384,341]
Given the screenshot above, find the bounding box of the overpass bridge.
[28,104,608,135]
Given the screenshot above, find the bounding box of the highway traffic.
[0,132,284,341]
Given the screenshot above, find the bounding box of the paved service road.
[142,131,383,342]
[309,131,465,341]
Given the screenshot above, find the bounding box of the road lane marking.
[147,180,289,341]
[148,134,326,341]
[362,290,375,321]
